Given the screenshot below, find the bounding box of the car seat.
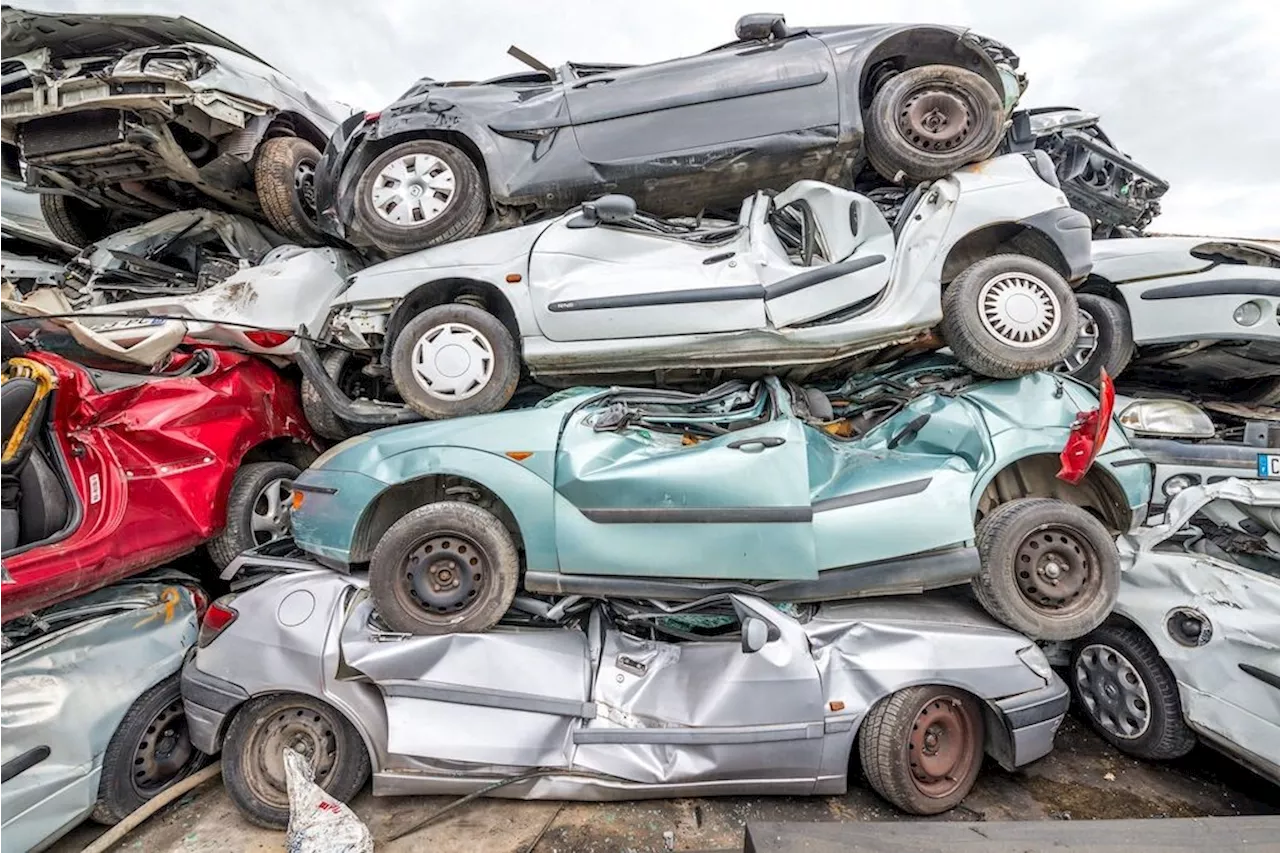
[2,359,68,552]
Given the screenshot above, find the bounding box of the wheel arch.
[940,222,1070,286]
[260,111,334,155]
[848,682,1009,774]
[219,686,382,777]
[974,452,1133,534]
[858,27,1006,112]
[381,276,521,365]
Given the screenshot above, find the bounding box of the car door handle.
[727,436,786,451]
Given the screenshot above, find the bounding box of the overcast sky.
[14,0,1280,238]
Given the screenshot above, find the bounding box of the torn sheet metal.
[0,575,200,853]
[4,287,187,366]
[1115,479,1280,784]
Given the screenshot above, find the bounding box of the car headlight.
[1016,644,1053,682]
[1118,399,1216,439]
[312,433,372,470]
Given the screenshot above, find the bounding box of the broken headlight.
[1016,644,1054,682]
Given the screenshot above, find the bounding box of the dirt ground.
[54,716,1279,853]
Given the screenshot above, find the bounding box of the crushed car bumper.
[181,656,249,755]
[995,677,1071,767]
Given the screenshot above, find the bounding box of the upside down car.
[274,357,1152,641]
[0,318,315,619]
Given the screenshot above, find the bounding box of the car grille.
[20,109,126,158]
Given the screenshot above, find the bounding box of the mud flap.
[294,332,422,428]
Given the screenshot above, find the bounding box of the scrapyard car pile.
[1,8,1277,850]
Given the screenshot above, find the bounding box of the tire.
[858,685,985,815]
[940,254,1080,379]
[370,501,520,635]
[864,65,1005,183]
[39,193,113,248]
[1057,293,1134,386]
[91,674,206,824]
[972,498,1120,641]
[222,693,370,829]
[254,136,326,245]
[352,139,487,256]
[389,302,520,420]
[205,461,301,569]
[301,348,365,441]
[1070,624,1197,761]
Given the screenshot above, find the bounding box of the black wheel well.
[262,112,330,152]
[349,474,524,564]
[976,453,1132,534]
[240,437,318,471]
[383,277,520,361]
[859,28,1006,112]
[940,223,1070,285]
[1076,274,1124,303]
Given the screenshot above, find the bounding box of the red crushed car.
[1,318,316,619]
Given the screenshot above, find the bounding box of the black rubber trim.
[1240,663,1280,691]
[579,506,812,524]
[1109,457,1156,468]
[0,745,50,783]
[1017,207,1093,281]
[1130,437,1262,469]
[181,658,250,715]
[997,681,1071,728]
[569,70,828,125]
[383,680,597,718]
[764,254,886,300]
[811,477,931,512]
[1139,279,1280,301]
[292,482,338,495]
[574,721,822,745]
[548,284,763,313]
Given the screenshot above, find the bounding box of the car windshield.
[587,380,775,439]
[607,211,742,245]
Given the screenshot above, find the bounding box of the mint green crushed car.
[282,359,1151,641]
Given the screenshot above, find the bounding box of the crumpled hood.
[1,5,265,64]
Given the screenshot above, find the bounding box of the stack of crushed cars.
[1,9,1276,850]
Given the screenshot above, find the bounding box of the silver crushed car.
[183,567,1068,825]
[1,573,207,853]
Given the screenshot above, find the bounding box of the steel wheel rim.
[244,705,341,810]
[294,158,318,221]
[908,693,979,799]
[1014,523,1101,617]
[977,272,1062,349]
[1074,643,1152,739]
[370,153,456,227]
[131,698,197,796]
[401,531,490,618]
[1056,307,1099,373]
[410,322,495,401]
[897,82,976,153]
[251,477,293,546]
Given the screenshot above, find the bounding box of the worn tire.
[39,193,112,248]
[91,674,206,824]
[222,693,370,829]
[864,64,1005,183]
[205,461,301,568]
[973,498,1119,641]
[941,254,1080,379]
[858,685,985,815]
[389,302,520,420]
[1071,624,1196,761]
[370,501,519,635]
[353,139,487,256]
[254,136,326,245]
[301,348,364,441]
[1058,293,1134,386]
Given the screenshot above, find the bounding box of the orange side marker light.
[506,451,533,461]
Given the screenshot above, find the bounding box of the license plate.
[1259,454,1280,478]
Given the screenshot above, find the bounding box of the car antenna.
[507,45,553,75]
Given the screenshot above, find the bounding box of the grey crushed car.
[183,567,1068,826]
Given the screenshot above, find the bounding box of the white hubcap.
[251,478,293,545]
[1056,308,1099,373]
[977,272,1062,348]
[411,322,494,401]
[370,153,455,226]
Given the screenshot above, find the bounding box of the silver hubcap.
[251,477,293,545]
[978,272,1062,348]
[1074,643,1152,740]
[1056,308,1099,373]
[411,322,495,401]
[370,153,455,226]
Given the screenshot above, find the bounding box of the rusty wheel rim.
[1015,523,1101,617]
[897,84,977,153]
[908,693,980,799]
[402,531,490,619]
[243,704,341,810]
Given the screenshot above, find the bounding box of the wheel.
[858,685,985,815]
[1071,624,1197,760]
[206,461,301,568]
[222,693,370,829]
[972,498,1119,641]
[940,254,1080,379]
[300,348,384,441]
[864,64,1005,183]
[91,674,206,824]
[389,302,520,420]
[254,136,326,245]
[1055,293,1134,386]
[352,139,487,256]
[369,501,520,635]
[39,193,113,247]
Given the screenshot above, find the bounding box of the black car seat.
[2,358,67,552]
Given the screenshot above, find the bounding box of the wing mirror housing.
[741,616,771,654]
[736,13,789,41]
[569,194,636,229]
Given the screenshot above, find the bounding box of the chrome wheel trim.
[1074,642,1153,740]
[251,477,293,545]
[369,153,456,226]
[977,272,1062,349]
[410,322,495,401]
[1056,307,1099,373]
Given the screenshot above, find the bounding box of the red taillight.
[188,585,210,620]
[364,110,382,122]
[1058,370,1116,485]
[198,598,239,648]
[243,329,293,349]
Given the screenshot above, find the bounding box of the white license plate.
[1260,454,1280,479]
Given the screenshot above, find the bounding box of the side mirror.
[1008,109,1034,149]
[741,616,770,654]
[570,194,636,229]
[735,13,788,42]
